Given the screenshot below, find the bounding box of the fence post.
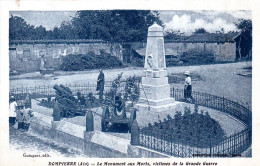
[53,102,62,121]
[131,119,140,145]
[24,94,31,108]
[86,110,94,131]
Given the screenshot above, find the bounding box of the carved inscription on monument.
[143,86,152,96]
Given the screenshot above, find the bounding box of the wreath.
[124,76,141,102]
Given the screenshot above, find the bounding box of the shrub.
[180,50,215,65]
[142,106,226,148]
[130,57,144,67]
[124,75,141,102]
[60,52,124,71]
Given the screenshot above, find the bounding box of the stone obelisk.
[135,22,175,112]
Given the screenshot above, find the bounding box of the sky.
[160,10,251,34]
[9,10,251,35]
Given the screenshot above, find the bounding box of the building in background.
[9,33,247,73]
[9,40,123,73]
[131,32,242,66]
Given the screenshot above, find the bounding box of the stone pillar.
[53,102,62,121]
[135,22,175,112]
[24,94,31,108]
[131,120,140,145]
[86,111,94,132]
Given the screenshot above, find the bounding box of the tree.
[164,30,185,40]
[194,28,207,34]
[9,15,49,40]
[9,10,163,42]
[235,19,252,59]
[58,21,76,39]
[9,15,31,40]
[34,25,47,39]
[71,10,163,42]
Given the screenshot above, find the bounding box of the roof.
[186,32,239,43]
[165,32,240,43]
[9,39,106,45]
[133,32,240,56]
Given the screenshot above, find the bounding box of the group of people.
[9,69,192,130]
[96,68,193,102]
[9,96,33,131]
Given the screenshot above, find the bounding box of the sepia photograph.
[7,9,252,159]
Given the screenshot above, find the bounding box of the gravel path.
[10,62,252,104]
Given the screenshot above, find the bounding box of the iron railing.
[138,88,252,157]
[9,83,252,157]
[139,127,251,158]
[9,81,125,100]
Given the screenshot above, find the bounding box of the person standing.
[40,55,46,70]
[184,71,192,100]
[9,96,17,127]
[22,107,33,132]
[16,106,24,130]
[96,69,105,101]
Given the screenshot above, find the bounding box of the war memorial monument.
[8,12,252,159]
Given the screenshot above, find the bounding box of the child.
[16,106,24,130]
[22,107,33,131]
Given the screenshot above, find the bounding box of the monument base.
[135,97,177,112]
[40,69,54,75]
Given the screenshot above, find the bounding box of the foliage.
[9,15,52,40]
[236,19,252,34]
[123,75,141,102]
[164,30,186,40]
[194,28,208,34]
[104,73,123,105]
[235,19,252,59]
[9,10,162,42]
[129,57,144,67]
[143,105,226,148]
[70,10,162,42]
[82,92,102,108]
[59,52,124,71]
[180,50,215,65]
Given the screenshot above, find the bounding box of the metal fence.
[140,127,251,158]
[171,89,251,125]
[9,81,126,100]
[139,88,252,157]
[9,83,252,157]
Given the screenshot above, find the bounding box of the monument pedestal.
[135,101,176,112]
[135,69,175,112]
[134,22,175,112]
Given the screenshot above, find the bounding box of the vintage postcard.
[0,0,258,166]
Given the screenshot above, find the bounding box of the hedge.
[60,52,124,71]
[180,50,215,65]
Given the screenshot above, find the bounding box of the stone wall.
[9,42,123,72]
[29,116,169,158]
[132,41,237,62]
[163,42,236,62]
